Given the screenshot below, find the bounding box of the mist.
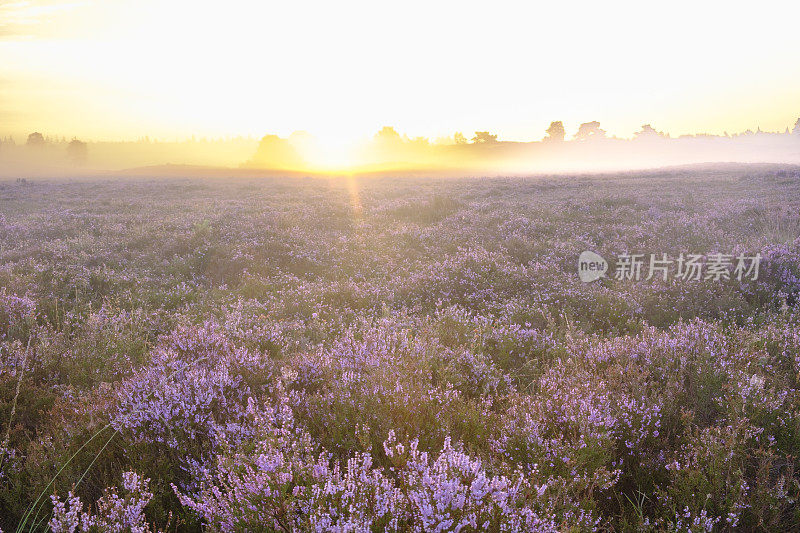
[2,119,800,178]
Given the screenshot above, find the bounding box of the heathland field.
[2,166,800,531]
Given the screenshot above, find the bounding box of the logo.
[578,251,608,282]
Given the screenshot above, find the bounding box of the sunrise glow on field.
[2,2,800,532]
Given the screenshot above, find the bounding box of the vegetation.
[1,166,799,531]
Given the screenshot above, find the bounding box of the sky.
[1,0,799,145]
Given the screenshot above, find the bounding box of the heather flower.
[2,171,800,532]
[49,471,155,533]
[112,322,274,449]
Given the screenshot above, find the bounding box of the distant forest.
[2,119,799,176]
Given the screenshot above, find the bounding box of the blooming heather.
[0,169,799,531]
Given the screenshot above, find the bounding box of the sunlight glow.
[0,0,799,149]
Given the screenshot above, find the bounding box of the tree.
[248,134,303,169]
[374,126,402,144]
[26,132,45,147]
[793,118,800,136]
[574,121,606,141]
[453,132,467,145]
[287,130,316,155]
[409,136,430,148]
[544,121,565,142]
[472,131,498,144]
[67,139,88,164]
[634,124,666,139]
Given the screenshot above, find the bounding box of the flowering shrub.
[175,401,557,532]
[112,322,274,450]
[0,289,35,343]
[174,397,409,531]
[49,471,154,533]
[383,431,558,532]
[0,169,799,531]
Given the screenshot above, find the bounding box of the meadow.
[1,165,799,531]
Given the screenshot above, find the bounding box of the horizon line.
[2,118,799,146]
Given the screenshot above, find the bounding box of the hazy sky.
[1,0,799,144]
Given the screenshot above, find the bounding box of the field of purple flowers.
[1,166,800,531]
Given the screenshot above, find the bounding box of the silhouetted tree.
[67,139,88,164]
[287,130,316,155]
[371,126,406,161]
[453,132,468,145]
[472,131,498,144]
[634,124,666,139]
[544,121,565,142]
[793,118,800,135]
[574,121,606,141]
[248,134,303,169]
[26,132,45,147]
[374,126,402,144]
